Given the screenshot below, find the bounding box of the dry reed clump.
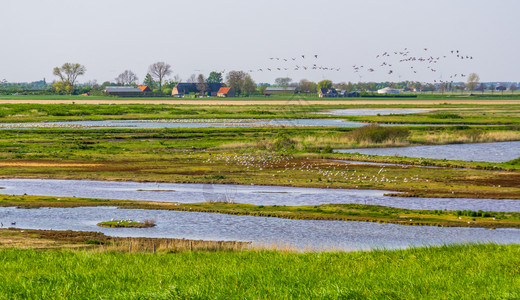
[214,142,256,150]
[94,237,251,254]
[143,219,156,227]
[422,130,520,144]
[7,229,251,253]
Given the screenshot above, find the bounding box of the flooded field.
[0,179,519,212]
[0,118,472,129]
[1,206,518,251]
[336,141,520,163]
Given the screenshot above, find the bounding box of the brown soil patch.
[1,99,520,105]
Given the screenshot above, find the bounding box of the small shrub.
[86,240,104,245]
[349,125,409,144]
[430,113,463,119]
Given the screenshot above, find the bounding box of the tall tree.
[242,75,257,96]
[488,83,496,94]
[456,83,466,94]
[51,81,74,95]
[477,83,486,94]
[274,77,292,88]
[115,70,138,86]
[226,70,248,96]
[299,79,317,93]
[510,84,517,94]
[53,63,86,87]
[466,73,480,91]
[497,83,507,94]
[196,74,209,96]
[148,62,172,90]
[317,80,333,91]
[207,72,223,84]
[143,73,155,89]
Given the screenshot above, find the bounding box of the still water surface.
[0,118,474,129]
[0,179,518,212]
[1,206,518,251]
[335,141,520,163]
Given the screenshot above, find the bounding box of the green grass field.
[0,244,518,299]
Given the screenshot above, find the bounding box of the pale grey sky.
[1,0,519,84]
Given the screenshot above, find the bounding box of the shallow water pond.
[1,206,518,251]
[335,141,520,163]
[0,179,519,212]
[0,118,473,129]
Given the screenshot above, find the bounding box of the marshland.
[0,100,519,298]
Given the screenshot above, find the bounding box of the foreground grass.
[0,244,518,298]
[2,195,519,228]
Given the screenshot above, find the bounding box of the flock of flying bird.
[245,48,474,84]
[352,48,475,83]
[247,54,341,74]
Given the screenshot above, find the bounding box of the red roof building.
[217,87,235,97]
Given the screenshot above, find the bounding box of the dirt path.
[1,99,520,105]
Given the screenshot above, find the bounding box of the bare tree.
[510,84,517,94]
[196,74,209,96]
[148,62,172,90]
[187,74,197,83]
[477,83,486,94]
[115,70,138,86]
[274,77,292,89]
[53,63,86,86]
[488,83,496,94]
[466,73,480,91]
[299,79,317,93]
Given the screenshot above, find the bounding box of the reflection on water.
[0,179,519,212]
[1,206,518,251]
[335,141,520,163]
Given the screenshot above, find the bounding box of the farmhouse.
[137,86,152,92]
[104,86,144,97]
[318,88,338,97]
[217,87,235,97]
[172,83,225,97]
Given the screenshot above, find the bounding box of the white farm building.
[377,87,401,94]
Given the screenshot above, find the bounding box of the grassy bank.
[0,103,518,125]
[0,244,518,298]
[1,195,519,228]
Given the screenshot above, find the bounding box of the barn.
[105,86,144,97]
